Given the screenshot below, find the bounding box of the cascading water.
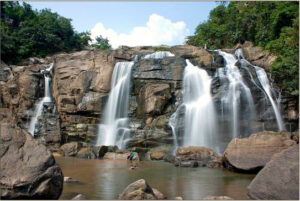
[170,59,217,152]
[217,50,256,138]
[97,61,134,148]
[235,48,285,131]
[28,63,54,136]
[168,112,179,153]
[143,51,174,59]
[255,66,285,130]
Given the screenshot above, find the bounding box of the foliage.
[154,46,171,52]
[1,2,91,64]
[91,35,111,50]
[187,1,299,97]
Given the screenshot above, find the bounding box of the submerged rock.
[175,196,183,200]
[64,177,80,184]
[175,146,221,168]
[103,152,139,160]
[118,179,158,200]
[152,188,166,200]
[72,194,86,200]
[248,145,299,200]
[0,124,63,199]
[223,131,295,172]
[203,196,233,200]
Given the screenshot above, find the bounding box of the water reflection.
[56,157,254,200]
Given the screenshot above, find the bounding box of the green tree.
[92,35,111,50]
[1,1,91,64]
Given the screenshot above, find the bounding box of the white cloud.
[90,14,190,49]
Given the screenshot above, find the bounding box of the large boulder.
[248,145,299,200]
[223,131,296,172]
[59,142,82,156]
[175,146,221,168]
[0,124,63,199]
[118,179,158,200]
[150,151,166,160]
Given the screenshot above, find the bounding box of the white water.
[182,60,217,148]
[255,66,285,130]
[143,51,174,59]
[28,63,54,136]
[217,50,256,138]
[97,61,134,148]
[168,112,179,153]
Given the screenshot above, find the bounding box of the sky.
[28,2,217,48]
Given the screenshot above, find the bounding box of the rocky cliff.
[0,43,298,154]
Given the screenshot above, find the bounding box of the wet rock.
[77,147,96,159]
[150,151,166,160]
[170,45,218,67]
[175,146,221,168]
[118,179,158,200]
[72,194,86,200]
[203,196,233,200]
[152,188,166,199]
[133,56,185,81]
[137,83,171,115]
[223,131,295,172]
[103,152,139,160]
[59,142,82,156]
[291,131,299,143]
[0,124,63,199]
[163,154,176,163]
[64,177,80,184]
[240,41,277,71]
[248,145,299,200]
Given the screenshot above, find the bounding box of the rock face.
[175,146,221,168]
[0,124,63,199]
[248,145,299,200]
[0,43,298,157]
[239,41,277,71]
[223,131,296,172]
[118,179,158,200]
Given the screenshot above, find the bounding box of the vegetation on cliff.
[1,2,91,63]
[187,1,299,97]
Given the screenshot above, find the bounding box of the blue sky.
[28,1,217,48]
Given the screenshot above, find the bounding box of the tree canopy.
[187,1,299,97]
[1,2,92,64]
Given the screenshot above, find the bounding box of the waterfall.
[254,66,285,130]
[181,60,217,149]
[217,50,256,138]
[143,51,174,59]
[28,63,54,136]
[168,112,179,153]
[97,61,134,148]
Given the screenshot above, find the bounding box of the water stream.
[97,61,134,148]
[182,60,217,149]
[28,63,54,136]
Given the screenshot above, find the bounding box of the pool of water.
[56,157,255,200]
